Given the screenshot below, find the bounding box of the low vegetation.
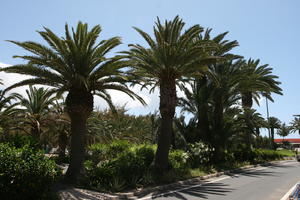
[0,143,59,200]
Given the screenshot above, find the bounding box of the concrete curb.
[288,182,300,200]
[115,158,294,200]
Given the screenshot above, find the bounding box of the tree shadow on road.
[263,161,297,169]
[136,182,234,200]
[155,182,234,199]
[228,169,280,178]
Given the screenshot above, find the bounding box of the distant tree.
[237,108,265,149]
[268,117,281,149]
[14,86,56,139]
[290,117,300,135]
[277,123,291,141]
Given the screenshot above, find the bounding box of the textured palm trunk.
[197,105,210,142]
[241,92,253,108]
[196,77,210,143]
[65,89,93,183]
[58,130,68,159]
[154,78,176,172]
[270,128,275,149]
[31,125,40,139]
[255,127,260,137]
[212,92,225,163]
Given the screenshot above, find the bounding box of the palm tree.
[238,108,265,149]
[1,22,145,183]
[238,59,282,109]
[277,123,291,141]
[0,90,20,140]
[290,117,300,135]
[14,86,56,139]
[178,29,241,162]
[123,16,217,171]
[268,116,281,149]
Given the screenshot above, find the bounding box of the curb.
[115,158,294,200]
[288,182,300,200]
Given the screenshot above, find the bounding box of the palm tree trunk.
[58,130,68,159]
[65,89,93,183]
[196,77,210,143]
[271,128,275,149]
[154,78,176,172]
[242,92,253,108]
[212,92,225,163]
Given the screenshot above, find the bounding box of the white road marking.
[280,182,298,200]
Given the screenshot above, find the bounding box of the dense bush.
[187,142,214,168]
[232,148,283,163]
[169,149,189,170]
[252,149,283,163]
[4,134,40,150]
[0,143,59,200]
[85,142,194,191]
[85,143,156,191]
[85,140,285,192]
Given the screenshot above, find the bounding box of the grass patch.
[277,149,294,157]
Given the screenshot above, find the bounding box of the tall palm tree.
[290,117,300,135]
[1,22,145,182]
[238,59,282,109]
[268,116,281,149]
[178,29,241,162]
[123,16,217,171]
[14,86,56,138]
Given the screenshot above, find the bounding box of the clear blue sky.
[0,0,299,138]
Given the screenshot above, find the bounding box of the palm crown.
[1,22,143,105]
[238,59,282,108]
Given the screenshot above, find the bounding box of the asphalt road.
[136,160,300,200]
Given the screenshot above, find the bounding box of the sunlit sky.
[0,0,299,138]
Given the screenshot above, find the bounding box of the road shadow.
[135,181,234,200]
[153,182,234,199]
[263,161,297,169]
[135,161,296,199]
[228,168,279,178]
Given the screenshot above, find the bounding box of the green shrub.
[232,148,283,163]
[107,140,131,159]
[252,149,283,163]
[5,134,40,150]
[85,142,156,191]
[169,149,189,170]
[187,142,214,168]
[87,143,108,163]
[135,145,155,167]
[0,143,59,200]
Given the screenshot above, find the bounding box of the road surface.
[136,160,300,200]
